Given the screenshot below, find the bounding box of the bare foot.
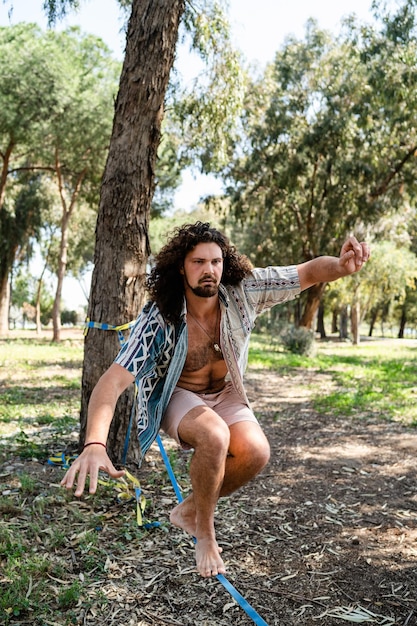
[170,499,224,573]
[170,498,197,537]
[195,537,226,577]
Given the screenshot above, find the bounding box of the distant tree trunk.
[80,0,185,464]
[300,282,326,329]
[351,300,360,345]
[331,308,338,334]
[368,307,378,337]
[316,301,326,338]
[339,305,349,339]
[0,275,10,335]
[35,259,48,335]
[398,304,406,338]
[52,210,71,343]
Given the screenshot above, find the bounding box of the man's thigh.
[161,383,258,447]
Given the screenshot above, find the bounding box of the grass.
[0,329,416,624]
[249,332,417,426]
[0,335,82,443]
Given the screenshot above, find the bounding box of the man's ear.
[179,265,184,275]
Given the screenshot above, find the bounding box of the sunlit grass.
[0,336,83,439]
[249,333,417,426]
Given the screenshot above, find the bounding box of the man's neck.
[185,292,219,319]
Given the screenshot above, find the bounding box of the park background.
[1,1,417,625]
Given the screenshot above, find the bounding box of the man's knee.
[230,424,271,470]
[247,436,270,470]
[179,407,230,452]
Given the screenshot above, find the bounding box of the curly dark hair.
[146,222,253,323]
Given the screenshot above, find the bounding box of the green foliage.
[61,309,78,325]
[170,0,246,173]
[224,5,417,268]
[0,22,121,327]
[0,23,62,150]
[280,325,316,356]
[323,238,417,334]
[42,0,82,25]
[149,208,225,255]
[0,174,46,286]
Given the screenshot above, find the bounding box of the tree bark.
[331,309,338,334]
[80,0,185,464]
[299,282,326,329]
[339,306,349,339]
[368,308,378,337]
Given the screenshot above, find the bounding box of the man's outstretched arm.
[61,363,134,496]
[297,236,370,292]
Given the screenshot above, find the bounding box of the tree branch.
[370,145,417,198]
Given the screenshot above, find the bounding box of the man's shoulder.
[133,300,172,333]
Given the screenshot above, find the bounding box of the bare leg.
[170,411,270,577]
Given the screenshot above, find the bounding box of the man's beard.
[190,282,219,298]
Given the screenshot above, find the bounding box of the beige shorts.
[161,381,258,449]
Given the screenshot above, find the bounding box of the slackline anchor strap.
[156,434,269,626]
[84,317,136,346]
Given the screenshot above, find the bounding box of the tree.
[223,3,417,329]
[0,23,120,339]
[0,23,65,333]
[362,241,417,336]
[0,174,46,329]
[37,28,120,342]
[75,0,186,463]
[36,0,243,461]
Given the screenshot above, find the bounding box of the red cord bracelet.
[83,441,107,450]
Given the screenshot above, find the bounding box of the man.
[61,221,370,578]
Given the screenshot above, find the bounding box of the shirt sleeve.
[242,265,301,315]
[114,303,167,378]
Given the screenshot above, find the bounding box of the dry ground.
[1,340,417,625]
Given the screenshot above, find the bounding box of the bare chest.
[177,318,227,393]
[184,328,224,372]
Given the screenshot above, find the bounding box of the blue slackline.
[156,434,269,626]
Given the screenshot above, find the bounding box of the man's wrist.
[83,441,107,450]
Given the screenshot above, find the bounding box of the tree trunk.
[331,308,338,334]
[339,306,349,339]
[398,304,406,339]
[368,308,378,337]
[0,274,10,335]
[316,301,326,339]
[80,0,185,464]
[52,211,71,343]
[351,300,360,345]
[299,282,326,329]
